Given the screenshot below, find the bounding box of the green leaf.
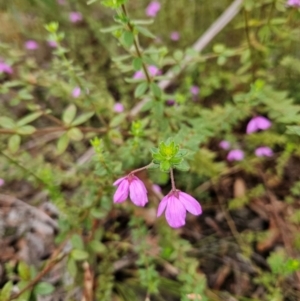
[132,57,143,71]
[134,82,148,98]
[160,161,171,172]
[136,26,156,39]
[131,19,154,25]
[67,257,77,278]
[71,234,84,250]
[150,82,162,98]
[0,117,15,129]
[18,262,31,281]
[110,113,126,127]
[286,126,300,136]
[0,281,13,300]
[71,249,89,261]
[141,99,154,112]
[89,240,107,254]
[17,125,36,135]
[71,112,94,126]
[174,160,190,171]
[100,25,122,33]
[17,112,43,127]
[62,104,77,125]
[57,133,69,154]
[67,128,83,141]
[8,135,21,153]
[170,157,182,165]
[121,31,134,48]
[34,282,55,295]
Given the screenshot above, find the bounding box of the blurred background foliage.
[1,0,300,300]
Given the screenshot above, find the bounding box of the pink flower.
[72,87,81,98]
[57,0,66,4]
[219,140,230,150]
[25,40,39,50]
[287,0,300,7]
[246,116,271,134]
[166,99,175,106]
[152,184,162,194]
[114,102,124,113]
[157,190,202,228]
[133,65,160,79]
[146,1,161,17]
[0,61,13,74]
[69,12,83,23]
[255,146,273,157]
[113,175,148,206]
[170,31,180,41]
[227,149,244,161]
[48,40,57,48]
[0,179,4,187]
[190,85,200,96]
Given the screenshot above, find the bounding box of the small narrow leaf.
[71,249,89,261]
[57,133,69,154]
[0,117,15,129]
[63,104,77,125]
[17,125,36,135]
[17,112,43,127]
[71,112,94,126]
[8,135,21,153]
[121,31,134,48]
[150,82,162,98]
[136,26,156,39]
[34,282,55,295]
[67,128,84,141]
[132,58,143,71]
[134,82,148,98]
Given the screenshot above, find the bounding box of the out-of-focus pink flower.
[255,146,273,157]
[72,87,81,98]
[133,65,160,79]
[227,149,244,161]
[170,31,180,41]
[287,0,300,7]
[57,0,66,5]
[25,40,39,50]
[0,179,4,187]
[69,12,83,23]
[152,184,162,194]
[157,190,202,228]
[166,99,175,106]
[246,116,271,134]
[219,140,231,150]
[190,85,200,96]
[146,1,161,17]
[0,61,13,74]
[48,40,57,48]
[114,102,124,113]
[113,175,148,206]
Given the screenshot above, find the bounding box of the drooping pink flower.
[190,85,200,96]
[219,140,231,150]
[287,0,300,7]
[113,175,148,206]
[170,31,180,41]
[255,146,273,157]
[152,184,162,194]
[25,40,39,50]
[72,86,81,98]
[246,116,271,134]
[157,190,202,228]
[227,149,244,161]
[133,65,160,79]
[114,102,124,113]
[47,40,57,48]
[146,1,161,17]
[69,12,83,23]
[0,61,13,74]
[0,179,4,187]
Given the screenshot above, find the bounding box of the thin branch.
[129,0,245,118]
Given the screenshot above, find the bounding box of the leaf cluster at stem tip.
[150,139,189,172]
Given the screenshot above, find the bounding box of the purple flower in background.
[166,99,175,106]
[152,184,162,194]
[0,61,13,74]
[287,0,300,7]
[246,116,271,134]
[219,140,231,150]
[47,40,57,48]
[146,1,161,17]
[72,87,81,98]
[227,149,244,161]
[0,179,4,187]
[157,190,202,228]
[255,146,273,157]
[113,175,148,206]
[114,102,124,113]
[190,85,200,96]
[133,65,160,79]
[69,12,83,23]
[25,40,39,50]
[170,31,180,41]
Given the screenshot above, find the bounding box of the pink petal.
[256,116,271,130]
[113,179,129,203]
[129,178,148,206]
[165,195,186,228]
[227,149,244,161]
[246,118,258,134]
[178,192,202,215]
[157,195,168,217]
[113,176,126,186]
[219,140,230,150]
